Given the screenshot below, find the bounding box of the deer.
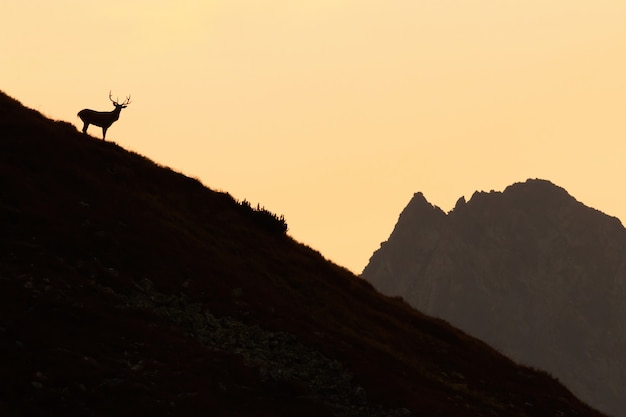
[78,91,131,140]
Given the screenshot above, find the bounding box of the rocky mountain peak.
[397,192,446,224]
[450,179,572,217]
[362,179,626,417]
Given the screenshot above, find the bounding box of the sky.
[3,1,626,274]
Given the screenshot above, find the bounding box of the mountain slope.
[0,91,605,417]
[362,179,626,417]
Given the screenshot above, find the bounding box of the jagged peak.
[403,179,622,232]
[453,196,466,211]
[503,178,570,198]
[445,178,576,216]
[389,192,446,231]
[500,179,622,228]
[402,192,446,217]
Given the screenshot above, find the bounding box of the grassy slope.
[0,91,605,417]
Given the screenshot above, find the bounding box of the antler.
[108,91,131,106]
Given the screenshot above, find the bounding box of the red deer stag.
[78,91,131,140]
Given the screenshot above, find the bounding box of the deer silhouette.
[78,91,131,140]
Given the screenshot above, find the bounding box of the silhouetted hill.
[363,179,626,417]
[0,91,606,417]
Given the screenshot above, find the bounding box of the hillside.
[0,91,606,417]
[362,179,626,417]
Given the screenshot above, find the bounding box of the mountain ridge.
[363,178,626,417]
[0,91,606,416]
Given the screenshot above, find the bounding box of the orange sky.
[3,1,626,273]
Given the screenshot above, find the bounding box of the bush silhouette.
[238,199,288,235]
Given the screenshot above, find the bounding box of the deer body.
[78,91,131,140]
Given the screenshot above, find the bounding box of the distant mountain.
[0,90,605,416]
[362,179,626,417]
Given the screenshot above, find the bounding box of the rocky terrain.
[0,91,606,416]
[363,179,626,417]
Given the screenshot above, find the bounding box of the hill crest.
[0,91,606,416]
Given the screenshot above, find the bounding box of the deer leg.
[82,122,89,134]
[102,127,108,140]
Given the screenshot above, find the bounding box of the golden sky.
[3,1,626,273]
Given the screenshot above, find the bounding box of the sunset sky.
[3,1,626,274]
